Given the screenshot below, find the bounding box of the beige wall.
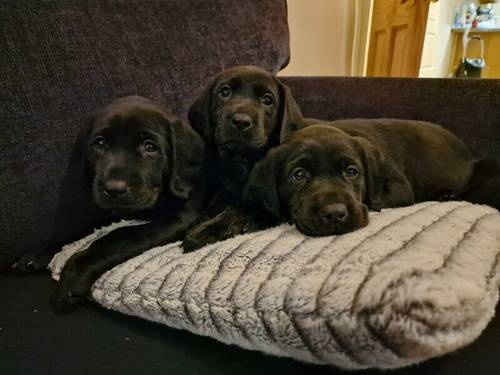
[280,0,372,76]
[280,0,354,76]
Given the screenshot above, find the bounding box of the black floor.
[1,273,499,375]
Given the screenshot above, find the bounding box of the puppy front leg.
[52,207,196,310]
[182,205,274,252]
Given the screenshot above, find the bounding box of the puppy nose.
[231,113,253,131]
[102,179,129,197]
[318,204,348,224]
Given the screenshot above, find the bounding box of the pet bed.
[49,201,500,369]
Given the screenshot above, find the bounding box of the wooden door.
[366,0,432,77]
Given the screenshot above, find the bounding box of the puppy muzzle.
[214,108,267,151]
[293,193,369,236]
[93,177,160,212]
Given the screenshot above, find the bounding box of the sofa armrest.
[280,76,500,159]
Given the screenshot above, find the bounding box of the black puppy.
[182,65,304,250]
[245,120,481,236]
[52,96,209,308]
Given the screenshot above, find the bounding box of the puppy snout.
[101,179,129,197]
[231,113,253,131]
[318,203,348,224]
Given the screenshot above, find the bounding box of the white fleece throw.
[49,201,500,370]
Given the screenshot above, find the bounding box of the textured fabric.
[281,77,500,159]
[0,0,290,261]
[49,201,500,370]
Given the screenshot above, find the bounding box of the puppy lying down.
[244,119,498,235]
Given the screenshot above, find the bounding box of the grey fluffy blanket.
[49,201,500,370]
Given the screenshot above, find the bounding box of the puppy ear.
[243,148,281,217]
[353,137,386,210]
[275,79,304,142]
[187,85,213,143]
[166,118,206,199]
[354,136,415,210]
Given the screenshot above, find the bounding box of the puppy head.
[244,125,388,236]
[188,65,303,153]
[87,96,204,213]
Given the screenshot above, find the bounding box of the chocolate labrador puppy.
[52,96,210,309]
[182,65,304,251]
[244,119,486,236]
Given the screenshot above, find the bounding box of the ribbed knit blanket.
[49,201,500,369]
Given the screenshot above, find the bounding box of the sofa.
[1,1,499,374]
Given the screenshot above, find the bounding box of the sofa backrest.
[282,77,500,160]
[0,0,290,262]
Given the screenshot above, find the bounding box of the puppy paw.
[50,258,95,311]
[225,217,261,237]
[11,251,52,274]
[182,229,221,253]
[0,253,18,273]
[181,235,208,253]
[432,189,458,202]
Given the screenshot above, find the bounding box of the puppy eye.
[92,136,107,151]
[344,166,359,178]
[219,85,232,98]
[143,140,159,154]
[290,167,308,182]
[261,93,274,106]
